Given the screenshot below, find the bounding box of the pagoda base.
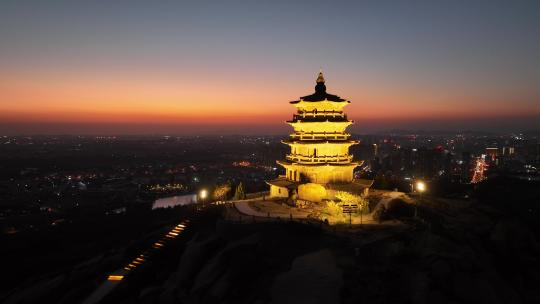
[267,177,373,204]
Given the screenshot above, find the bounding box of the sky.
[1,0,539,135]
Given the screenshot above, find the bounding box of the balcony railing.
[289,132,350,141]
[286,154,353,164]
[291,114,348,121]
[295,110,346,119]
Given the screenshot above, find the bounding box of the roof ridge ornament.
[316,69,325,83]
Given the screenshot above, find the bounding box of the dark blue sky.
[1,0,539,134]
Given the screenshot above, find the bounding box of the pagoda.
[267,71,371,203]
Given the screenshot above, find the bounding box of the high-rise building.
[502,146,515,156]
[267,72,371,202]
[485,147,498,162]
[471,155,488,184]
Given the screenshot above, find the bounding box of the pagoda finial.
[315,69,326,93]
[316,69,325,83]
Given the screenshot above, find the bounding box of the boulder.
[190,234,260,297]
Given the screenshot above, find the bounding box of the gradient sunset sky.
[1,1,539,135]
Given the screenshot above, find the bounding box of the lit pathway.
[233,200,269,217]
[233,192,406,225]
[81,220,190,304]
[234,198,313,220]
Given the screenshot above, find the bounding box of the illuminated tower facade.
[471,156,488,184]
[267,72,365,202]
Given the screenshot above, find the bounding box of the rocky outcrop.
[271,249,343,304]
[156,233,261,304]
[189,234,260,301]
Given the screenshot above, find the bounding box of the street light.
[416,181,426,193]
[199,189,208,201]
[415,181,426,218]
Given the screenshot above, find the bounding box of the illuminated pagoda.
[267,71,371,203]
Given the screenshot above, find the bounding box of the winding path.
[234,200,269,217]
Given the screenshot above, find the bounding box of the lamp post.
[360,204,362,226]
[415,181,426,218]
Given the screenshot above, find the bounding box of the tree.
[289,189,298,205]
[335,191,369,225]
[213,183,232,200]
[335,191,369,214]
[323,201,342,216]
[234,182,246,200]
[372,204,388,223]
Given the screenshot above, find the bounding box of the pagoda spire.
[315,69,326,93]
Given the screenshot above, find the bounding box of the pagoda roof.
[326,179,374,191]
[290,71,348,104]
[266,176,298,189]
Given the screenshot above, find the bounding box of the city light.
[416,181,426,193]
[107,275,124,281]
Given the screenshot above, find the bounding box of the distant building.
[502,146,515,156]
[267,71,372,203]
[485,147,498,162]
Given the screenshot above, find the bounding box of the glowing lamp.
[200,189,208,200]
[416,181,426,193]
[107,275,124,281]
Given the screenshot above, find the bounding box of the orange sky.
[1,68,538,130]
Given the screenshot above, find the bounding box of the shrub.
[386,198,414,218]
[372,204,388,222]
[323,201,342,217]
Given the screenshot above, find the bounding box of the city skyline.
[1,1,540,134]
